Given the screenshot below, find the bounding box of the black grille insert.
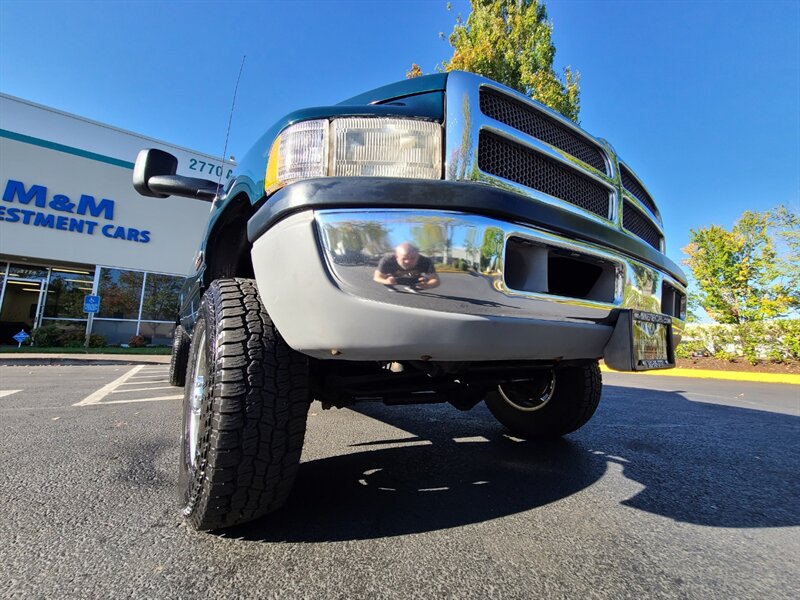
[623,200,662,250]
[478,131,611,218]
[480,88,608,174]
[505,237,618,303]
[620,164,657,216]
[661,282,686,319]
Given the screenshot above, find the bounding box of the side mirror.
[133,149,221,202]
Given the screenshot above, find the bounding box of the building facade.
[0,93,230,346]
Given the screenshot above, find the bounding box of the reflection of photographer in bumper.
[374,242,440,293]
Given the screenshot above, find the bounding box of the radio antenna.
[217,55,246,199]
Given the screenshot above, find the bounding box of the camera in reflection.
[373,242,440,293]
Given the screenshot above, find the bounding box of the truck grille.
[623,200,662,249]
[620,164,657,216]
[478,131,611,219]
[480,88,608,174]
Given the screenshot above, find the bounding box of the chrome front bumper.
[250,208,685,362]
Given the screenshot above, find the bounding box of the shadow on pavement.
[585,384,799,529]
[224,409,606,542]
[223,384,799,542]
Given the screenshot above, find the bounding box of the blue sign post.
[83,295,101,314]
[13,330,30,348]
[83,295,100,352]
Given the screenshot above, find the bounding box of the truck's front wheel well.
[203,195,257,286]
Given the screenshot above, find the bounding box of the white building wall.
[0,93,232,276]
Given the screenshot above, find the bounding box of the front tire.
[179,278,311,531]
[168,325,190,387]
[485,361,602,439]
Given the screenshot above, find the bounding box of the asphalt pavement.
[1,365,798,599]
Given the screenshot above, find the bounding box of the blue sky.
[1,0,798,268]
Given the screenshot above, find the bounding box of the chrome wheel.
[186,331,206,468]
[486,362,602,439]
[497,370,556,412]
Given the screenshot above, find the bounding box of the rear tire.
[179,278,311,531]
[169,325,190,387]
[485,361,602,439]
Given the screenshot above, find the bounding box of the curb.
[0,354,171,366]
[4,355,797,384]
[600,364,800,385]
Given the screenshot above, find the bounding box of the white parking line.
[73,366,144,406]
[111,386,174,393]
[0,390,23,399]
[73,365,184,406]
[102,394,182,404]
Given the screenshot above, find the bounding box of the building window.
[0,258,186,346]
[43,269,95,319]
[91,319,138,346]
[141,273,183,322]
[138,321,176,346]
[6,264,48,280]
[97,268,143,320]
[92,268,183,346]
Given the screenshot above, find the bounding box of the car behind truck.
[133,71,686,531]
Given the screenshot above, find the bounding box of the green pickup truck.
[133,71,686,531]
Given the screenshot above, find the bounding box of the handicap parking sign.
[13,330,30,344]
[83,295,101,313]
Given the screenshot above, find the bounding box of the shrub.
[714,349,736,362]
[32,324,64,347]
[128,335,147,348]
[62,330,85,346]
[742,346,759,365]
[675,339,709,359]
[775,320,800,359]
[89,334,107,348]
[767,349,785,364]
[682,319,800,363]
[735,323,761,365]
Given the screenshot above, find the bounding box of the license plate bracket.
[603,310,675,372]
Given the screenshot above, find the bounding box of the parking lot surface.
[1,365,798,599]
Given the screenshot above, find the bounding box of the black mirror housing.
[133,148,221,202]
[133,149,178,198]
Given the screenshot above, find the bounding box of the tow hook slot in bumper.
[603,310,675,372]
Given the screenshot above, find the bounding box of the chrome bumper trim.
[315,208,686,335]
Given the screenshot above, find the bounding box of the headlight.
[265,118,442,194]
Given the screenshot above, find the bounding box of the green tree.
[322,221,391,258]
[769,204,800,295]
[463,227,480,266]
[479,226,504,271]
[406,63,423,79]
[411,0,580,122]
[685,291,702,323]
[99,269,143,319]
[141,274,183,322]
[682,210,797,324]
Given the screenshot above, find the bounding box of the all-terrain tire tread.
[559,361,602,435]
[169,326,190,387]
[183,278,310,530]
